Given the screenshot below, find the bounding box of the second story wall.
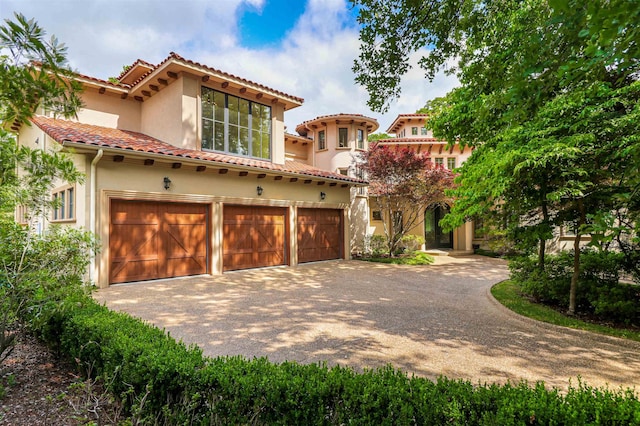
[141,74,197,149]
[77,89,142,132]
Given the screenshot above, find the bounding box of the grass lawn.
[491,280,640,342]
[358,251,434,265]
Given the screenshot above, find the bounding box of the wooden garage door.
[110,200,208,284]
[223,205,288,271]
[297,208,343,263]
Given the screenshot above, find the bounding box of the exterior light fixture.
[163,176,171,190]
[320,191,326,201]
[257,185,264,196]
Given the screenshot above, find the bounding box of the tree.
[359,144,454,256]
[0,14,88,364]
[368,132,392,142]
[352,0,640,314]
[0,12,82,128]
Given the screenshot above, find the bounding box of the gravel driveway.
[94,256,640,392]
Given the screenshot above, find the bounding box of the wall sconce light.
[257,185,264,196]
[163,176,171,190]
[320,191,326,201]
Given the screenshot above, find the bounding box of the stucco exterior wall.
[140,76,186,147]
[92,160,352,287]
[77,89,141,131]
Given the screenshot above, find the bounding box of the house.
[17,53,368,287]
[369,113,476,253]
[293,114,379,253]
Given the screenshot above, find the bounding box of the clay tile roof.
[376,137,445,144]
[295,113,379,135]
[116,59,156,80]
[31,116,365,184]
[126,52,304,104]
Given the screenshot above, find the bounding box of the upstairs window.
[421,127,427,135]
[201,87,271,160]
[434,157,444,167]
[412,127,418,135]
[338,128,349,148]
[318,130,326,150]
[447,157,456,170]
[357,129,365,150]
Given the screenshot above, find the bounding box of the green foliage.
[0,12,82,127]
[364,233,387,256]
[19,287,640,423]
[510,250,640,325]
[360,251,434,265]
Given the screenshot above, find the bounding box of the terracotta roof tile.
[126,52,304,104]
[31,116,365,184]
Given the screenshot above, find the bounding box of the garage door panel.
[297,208,343,263]
[110,200,208,284]
[223,206,287,271]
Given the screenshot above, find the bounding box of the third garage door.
[223,205,288,271]
[297,208,343,263]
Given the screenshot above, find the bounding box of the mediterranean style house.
[370,113,476,253]
[16,53,374,287]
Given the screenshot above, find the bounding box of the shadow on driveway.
[95,256,640,392]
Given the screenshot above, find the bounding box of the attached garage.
[223,205,288,271]
[297,208,343,263]
[109,200,209,284]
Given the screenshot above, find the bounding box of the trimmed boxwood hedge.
[35,295,640,425]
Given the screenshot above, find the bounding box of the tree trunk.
[568,201,585,315]
[538,181,549,271]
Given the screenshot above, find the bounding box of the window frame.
[447,157,456,170]
[52,186,75,223]
[201,86,272,160]
[317,129,327,151]
[356,128,365,150]
[338,127,349,148]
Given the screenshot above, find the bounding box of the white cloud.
[0,0,458,132]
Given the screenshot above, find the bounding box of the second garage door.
[297,208,343,263]
[223,205,288,271]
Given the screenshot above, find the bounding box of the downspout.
[89,149,103,284]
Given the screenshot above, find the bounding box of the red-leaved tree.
[358,144,455,256]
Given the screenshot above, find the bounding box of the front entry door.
[424,205,453,249]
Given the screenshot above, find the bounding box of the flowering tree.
[359,144,455,256]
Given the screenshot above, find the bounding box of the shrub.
[364,234,387,256]
[398,234,425,253]
[510,249,640,325]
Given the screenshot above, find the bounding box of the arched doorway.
[424,205,453,249]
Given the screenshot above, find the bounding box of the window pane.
[202,119,213,149]
[68,188,74,219]
[60,191,65,219]
[239,127,249,155]
[214,91,225,122]
[252,130,261,157]
[228,125,239,153]
[228,96,239,125]
[261,133,270,159]
[214,122,225,151]
[412,127,418,135]
[202,90,214,119]
[239,99,249,128]
[339,128,348,147]
[252,104,262,130]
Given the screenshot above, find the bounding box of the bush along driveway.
[95,256,640,393]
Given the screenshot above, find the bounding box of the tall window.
[447,157,456,169]
[357,129,364,150]
[201,87,271,160]
[412,127,418,135]
[318,130,326,150]
[338,127,349,148]
[52,187,74,221]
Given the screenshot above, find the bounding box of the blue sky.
[0,0,458,131]
[238,0,308,48]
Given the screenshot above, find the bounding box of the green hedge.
[36,295,640,425]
